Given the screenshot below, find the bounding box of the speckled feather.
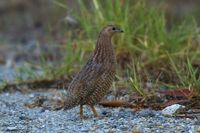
[63,25,122,110]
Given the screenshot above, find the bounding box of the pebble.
[0,92,198,133]
[6,126,18,131]
[80,127,89,132]
[162,104,185,116]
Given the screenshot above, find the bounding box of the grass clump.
[65,0,200,95]
[52,0,200,95]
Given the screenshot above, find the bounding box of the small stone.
[80,127,88,132]
[111,124,117,128]
[29,94,35,98]
[29,93,41,98]
[5,93,10,96]
[6,126,18,131]
[39,108,46,113]
[44,110,50,113]
[41,125,45,128]
[102,110,108,115]
[106,128,116,133]
[19,116,27,120]
[162,104,185,116]
[176,126,183,130]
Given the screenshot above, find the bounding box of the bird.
[63,25,123,118]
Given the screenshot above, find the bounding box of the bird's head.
[100,25,123,37]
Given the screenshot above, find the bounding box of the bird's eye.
[112,27,116,30]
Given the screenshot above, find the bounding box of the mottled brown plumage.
[64,25,123,118]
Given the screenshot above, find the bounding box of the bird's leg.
[80,105,84,118]
[89,105,98,117]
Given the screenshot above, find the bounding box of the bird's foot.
[90,105,99,117]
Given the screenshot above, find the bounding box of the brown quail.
[63,25,123,118]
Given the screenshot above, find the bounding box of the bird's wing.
[79,62,106,82]
[82,62,109,95]
[63,62,105,109]
[66,62,105,97]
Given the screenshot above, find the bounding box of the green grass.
[0,0,198,96]
[8,0,197,96]
[169,55,200,91]
[51,0,200,95]
[128,63,147,97]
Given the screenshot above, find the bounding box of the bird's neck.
[93,34,115,63]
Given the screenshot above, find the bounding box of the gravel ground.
[0,92,199,133]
